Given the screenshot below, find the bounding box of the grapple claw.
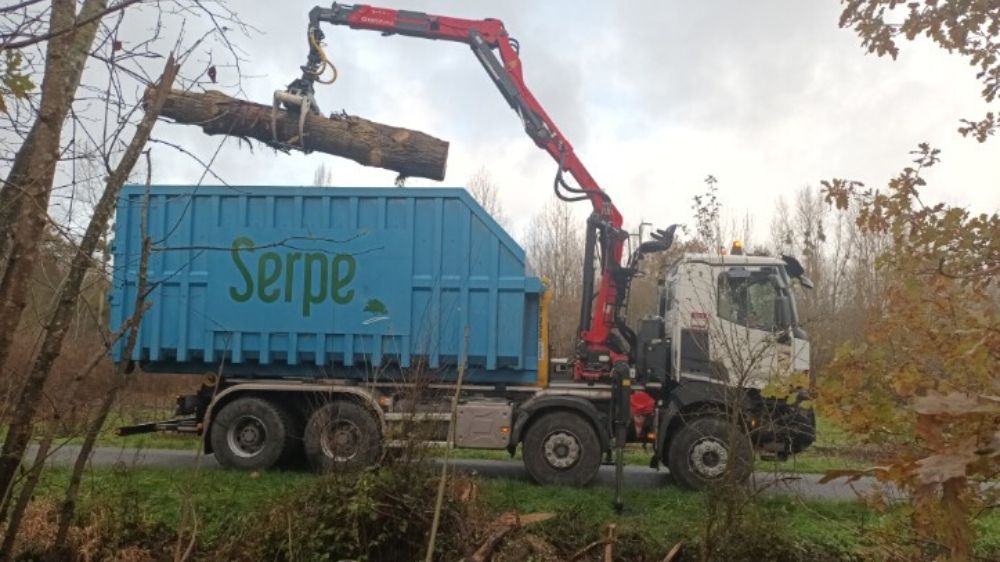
[271,90,317,152]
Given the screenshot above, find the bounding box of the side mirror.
[781,255,805,277]
[781,255,814,290]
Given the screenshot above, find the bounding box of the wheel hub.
[689,437,729,479]
[543,431,581,469]
[227,415,267,458]
[321,420,361,461]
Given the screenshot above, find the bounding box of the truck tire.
[522,411,601,487]
[210,397,294,471]
[667,416,753,490]
[304,400,381,473]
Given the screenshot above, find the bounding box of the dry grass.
[8,500,162,562]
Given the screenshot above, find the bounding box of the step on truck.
[113,185,816,492]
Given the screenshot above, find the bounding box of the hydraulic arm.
[285,3,669,382]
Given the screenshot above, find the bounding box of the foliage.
[31,464,995,560]
[839,0,1000,141]
[0,50,33,114]
[218,465,474,562]
[483,477,871,561]
[820,144,998,436]
[819,144,1000,560]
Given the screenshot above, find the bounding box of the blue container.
[110,185,543,385]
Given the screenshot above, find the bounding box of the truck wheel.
[304,400,381,473]
[667,416,752,490]
[522,411,601,486]
[210,397,293,471]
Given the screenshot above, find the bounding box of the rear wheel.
[522,411,602,486]
[667,416,752,490]
[304,400,381,473]
[210,397,294,471]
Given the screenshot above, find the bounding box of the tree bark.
[153,88,449,181]
[0,437,50,562]
[0,56,178,555]
[0,0,107,369]
[0,0,108,506]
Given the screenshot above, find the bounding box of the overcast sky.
[139,0,997,244]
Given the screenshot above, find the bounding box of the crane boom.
[287,3,636,380]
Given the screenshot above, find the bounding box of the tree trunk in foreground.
[152,89,450,181]
[0,0,108,509]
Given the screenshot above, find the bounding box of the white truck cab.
[663,253,811,389]
[628,248,817,486]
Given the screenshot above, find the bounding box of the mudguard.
[509,394,610,454]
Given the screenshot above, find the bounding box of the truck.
[113,185,815,490]
[115,3,816,496]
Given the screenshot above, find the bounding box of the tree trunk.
[0,0,107,369]
[0,57,178,553]
[153,88,449,181]
[0,0,109,511]
[0,437,51,562]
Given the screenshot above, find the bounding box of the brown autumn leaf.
[819,468,872,484]
[914,452,977,485]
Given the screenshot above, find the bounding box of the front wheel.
[667,416,753,490]
[522,411,602,486]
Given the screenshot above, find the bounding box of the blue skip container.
[110,186,544,385]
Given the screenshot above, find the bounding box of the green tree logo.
[364,298,388,315]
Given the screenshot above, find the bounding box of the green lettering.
[284,252,302,302]
[229,237,255,302]
[258,252,281,303]
[331,254,355,304]
[303,253,328,316]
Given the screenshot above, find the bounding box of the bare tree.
[0,0,249,541]
[466,166,510,229]
[0,0,109,371]
[313,162,334,186]
[524,199,584,356]
[692,176,757,254]
[769,185,888,370]
[692,175,723,253]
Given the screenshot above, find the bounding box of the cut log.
[148,89,449,181]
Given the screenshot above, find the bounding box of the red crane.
[283,3,675,382]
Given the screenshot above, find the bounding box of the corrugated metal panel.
[110,186,542,385]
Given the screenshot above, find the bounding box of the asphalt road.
[31,443,880,501]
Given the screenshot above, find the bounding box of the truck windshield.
[717,270,787,332]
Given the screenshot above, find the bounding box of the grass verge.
[21,464,1000,561]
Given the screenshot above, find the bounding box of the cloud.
[27,0,995,246]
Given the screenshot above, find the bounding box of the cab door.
[713,267,794,388]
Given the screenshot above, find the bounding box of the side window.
[660,280,675,316]
[745,280,777,330]
[717,274,739,324]
[717,272,779,331]
[659,266,679,317]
